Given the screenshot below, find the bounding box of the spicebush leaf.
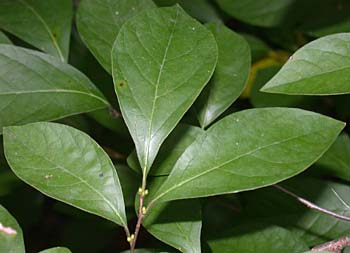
[38,248,71,253]
[207,224,308,253]
[144,200,202,253]
[3,122,127,227]
[0,45,108,133]
[261,33,350,95]
[143,178,202,253]
[0,32,11,44]
[0,0,72,61]
[150,108,344,203]
[112,5,218,174]
[77,0,156,72]
[316,134,350,180]
[0,204,24,253]
[194,23,250,128]
[215,0,295,27]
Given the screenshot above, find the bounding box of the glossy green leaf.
[215,0,295,27]
[127,124,204,176]
[207,224,308,253]
[0,45,108,133]
[144,178,202,253]
[241,177,350,245]
[0,0,72,61]
[150,108,344,203]
[316,134,350,180]
[144,199,202,253]
[0,32,11,44]
[77,0,156,72]
[112,5,218,174]
[38,247,71,253]
[3,122,127,227]
[261,33,350,95]
[0,204,24,253]
[194,23,250,128]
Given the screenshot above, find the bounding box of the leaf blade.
[0,45,108,133]
[3,122,127,227]
[76,0,156,72]
[112,5,218,173]
[261,33,350,95]
[150,108,344,203]
[0,204,25,253]
[0,0,72,61]
[194,23,250,128]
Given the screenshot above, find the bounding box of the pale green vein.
[0,89,109,105]
[143,7,179,173]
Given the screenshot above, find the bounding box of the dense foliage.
[0,0,349,253]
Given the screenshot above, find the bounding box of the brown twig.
[312,235,350,252]
[273,184,350,222]
[130,191,145,253]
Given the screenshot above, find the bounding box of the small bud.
[127,234,135,242]
[138,187,143,195]
[144,189,149,195]
[142,207,147,215]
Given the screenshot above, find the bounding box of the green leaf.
[194,23,250,128]
[127,124,204,176]
[112,5,218,173]
[150,108,344,203]
[207,224,308,253]
[3,122,127,227]
[0,45,108,133]
[143,178,202,253]
[0,204,25,253]
[38,247,71,253]
[0,0,72,61]
[316,134,350,180]
[144,199,202,253]
[0,32,11,44]
[76,0,156,72]
[215,0,295,27]
[240,177,350,245]
[261,33,350,95]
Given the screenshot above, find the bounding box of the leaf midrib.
[19,0,65,61]
[143,7,179,173]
